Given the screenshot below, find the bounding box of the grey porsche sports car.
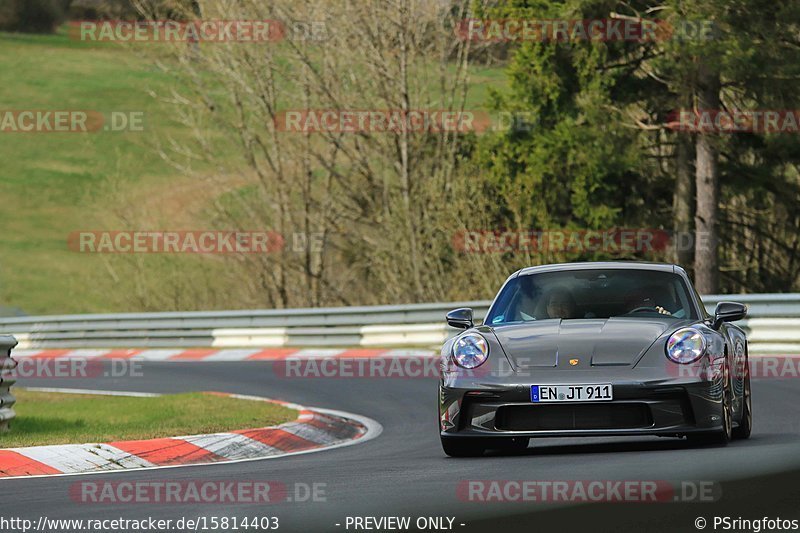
[439,262,752,457]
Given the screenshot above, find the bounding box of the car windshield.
[485,268,698,325]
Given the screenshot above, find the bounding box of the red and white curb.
[0,389,381,480]
[11,348,436,362]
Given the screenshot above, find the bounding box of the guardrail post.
[0,335,18,432]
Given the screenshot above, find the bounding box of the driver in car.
[625,291,672,315]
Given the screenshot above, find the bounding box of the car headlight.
[666,328,706,364]
[452,333,489,369]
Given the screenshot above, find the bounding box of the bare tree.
[103,0,496,309]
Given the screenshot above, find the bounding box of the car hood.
[490,317,683,369]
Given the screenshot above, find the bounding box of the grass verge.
[0,27,508,315]
[1,389,297,448]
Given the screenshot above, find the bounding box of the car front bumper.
[439,372,726,439]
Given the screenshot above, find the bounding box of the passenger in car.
[543,288,580,319]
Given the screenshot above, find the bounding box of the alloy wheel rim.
[744,375,752,428]
[723,365,732,438]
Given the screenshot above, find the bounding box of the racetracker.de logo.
[0,111,144,133]
[274,356,442,379]
[68,231,284,254]
[457,480,720,503]
[452,229,674,254]
[274,110,492,133]
[456,19,716,42]
[668,355,800,380]
[70,20,286,43]
[70,481,326,504]
[68,19,329,44]
[668,110,800,134]
[7,358,142,380]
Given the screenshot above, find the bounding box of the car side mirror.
[446,308,474,329]
[713,301,747,329]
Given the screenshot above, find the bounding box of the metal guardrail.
[0,336,18,432]
[0,295,798,354]
[0,301,488,349]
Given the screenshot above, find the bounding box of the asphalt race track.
[3,362,800,532]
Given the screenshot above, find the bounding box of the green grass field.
[0,27,508,315]
[0,29,188,314]
[2,389,296,447]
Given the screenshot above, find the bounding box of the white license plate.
[531,384,613,402]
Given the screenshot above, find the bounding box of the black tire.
[733,363,752,439]
[688,362,733,447]
[441,437,487,457]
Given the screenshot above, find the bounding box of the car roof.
[515,261,679,278]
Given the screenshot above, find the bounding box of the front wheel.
[733,364,752,439]
[688,362,733,447]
